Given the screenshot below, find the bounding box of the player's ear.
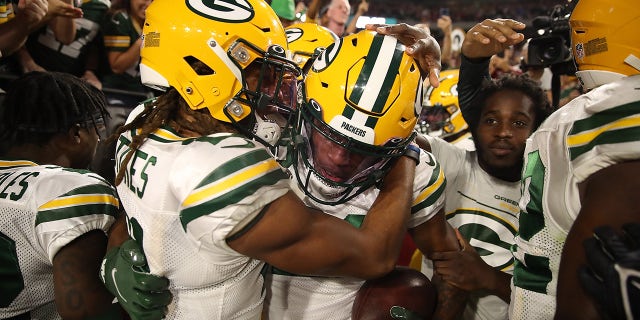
[69,125,82,144]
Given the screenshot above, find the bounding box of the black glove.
[579,223,640,320]
[100,239,172,320]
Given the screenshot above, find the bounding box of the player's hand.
[100,239,172,320]
[461,19,525,59]
[430,228,494,292]
[579,224,640,320]
[365,23,441,87]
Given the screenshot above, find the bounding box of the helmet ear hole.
[183,56,215,75]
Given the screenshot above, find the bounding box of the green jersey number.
[513,150,552,294]
[0,231,24,307]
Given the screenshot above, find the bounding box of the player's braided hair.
[0,71,108,152]
[110,87,238,186]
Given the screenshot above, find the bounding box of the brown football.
[351,266,437,320]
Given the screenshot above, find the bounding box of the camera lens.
[543,45,560,61]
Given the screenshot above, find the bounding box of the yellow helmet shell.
[285,22,338,68]
[304,30,421,148]
[570,0,640,89]
[140,0,289,123]
[422,68,468,137]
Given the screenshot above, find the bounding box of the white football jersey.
[510,75,640,319]
[0,160,118,319]
[449,131,476,152]
[115,119,290,319]
[264,149,446,320]
[421,135,519,320]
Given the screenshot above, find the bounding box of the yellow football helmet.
[570,0,640,89]
[417,69,468,140]
[293,30,422,205]
[140,0,301,149]
[285,22,338,68]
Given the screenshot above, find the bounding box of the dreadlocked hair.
[0,71,108,153]
[111,87,239,186]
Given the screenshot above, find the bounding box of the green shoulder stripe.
[180,169,287,230]
[195,148,274,189]
[568,101,640,160]
[37,203,119,225]
[412,162,446,214]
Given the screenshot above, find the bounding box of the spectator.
[436,15,453,69]
[98,1,422,318]
[101,0,152,108]
[413,18,552,320]
[520,39,553,103]
[511,0,640,317]
[271,0,297,27]
[306,0,350,36]
[265,30,466,320]
[344,0,368,35]
[16,0,110,89]
[0,71,122,319]
[95,0,152,184]
[0,0,48,57]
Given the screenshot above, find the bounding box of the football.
[351,266,437,320]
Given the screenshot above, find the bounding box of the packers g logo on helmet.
[285,28,303,43]
[186,0,254,22]
[286,23,339,68]
[311,40,341,72]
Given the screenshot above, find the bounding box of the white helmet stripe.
[350,35,399,127]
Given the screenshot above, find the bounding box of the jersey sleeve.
[102,11,135,53]
[175,136,290,256]
[408,149,447,228]
[458,55,491,130]
[35,171,119,262]
[425,134,468,182]
[567,79,640,183]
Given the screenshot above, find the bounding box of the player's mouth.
[489,142,514,157]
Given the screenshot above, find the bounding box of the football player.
[0,72,121,319]
[415,19,552,320]
[510,0,640,318]
[417,68,475,151]
[99,0,425,318]
[264,30,466,320]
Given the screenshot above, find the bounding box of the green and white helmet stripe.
[341,34,405,130]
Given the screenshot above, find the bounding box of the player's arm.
[555,160,640,319]
[458,18,525,126]
[415,133,431,152]
[101,212,172,320]
[227,156,416,279]
[53,230,123,319]
[409,208,468,319]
